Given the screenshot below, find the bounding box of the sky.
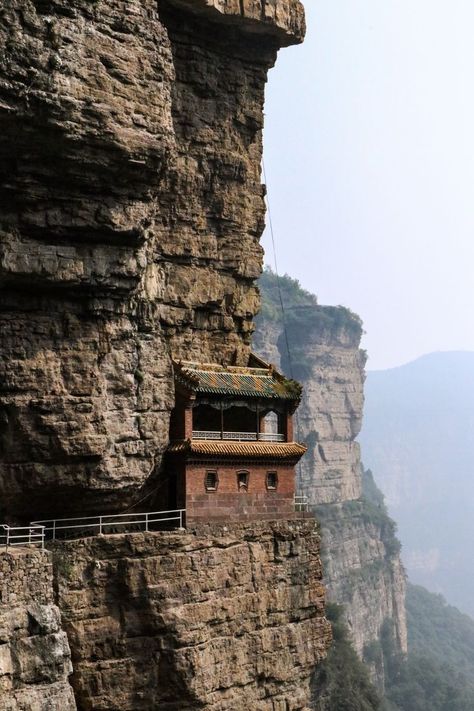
[262,0,474,370]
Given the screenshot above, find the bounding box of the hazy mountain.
[383,584,474,711]
[359,351,474,617]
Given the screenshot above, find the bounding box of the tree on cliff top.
[256,267,363,380]
[257,266,318,325]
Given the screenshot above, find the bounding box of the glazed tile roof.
[173,356,301,401]
[168,439,307,461]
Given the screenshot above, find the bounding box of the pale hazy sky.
[262,0,474,370]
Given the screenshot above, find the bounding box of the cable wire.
[262,159,295,380]
[262,159,303,454]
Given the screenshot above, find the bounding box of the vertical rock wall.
[254,275,407,680]
[0,8,334,708]
[0,0,305,521]
[52,523,331,711]
[0,548,76,710]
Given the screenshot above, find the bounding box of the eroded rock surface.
[317,502,407,661]
[254,279,407,685]
[0,0,305,520]
[0,548,76,710]
[52,523,330,710]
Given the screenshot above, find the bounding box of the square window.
[205,471,218,492]
[266,471,278,490]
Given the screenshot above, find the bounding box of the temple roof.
[173,354,302,402]
[167,439,307,461]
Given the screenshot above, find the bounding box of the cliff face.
[315,500,407,661]
[0,7,336,709]
[52,522,330,711]
[254,271,407,679]
[0,548,76,710]
[0,0,305,521]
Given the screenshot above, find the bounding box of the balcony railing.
[192,431,285,442]
[1,524,45,551]
[31,510,186,542]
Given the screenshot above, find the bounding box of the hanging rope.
[262,159,303,449]
[262,159,295,380]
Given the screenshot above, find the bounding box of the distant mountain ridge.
[359,351,474,616]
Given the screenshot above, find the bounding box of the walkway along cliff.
[0,2,334,710]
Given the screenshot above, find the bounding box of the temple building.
[166,354,307,523]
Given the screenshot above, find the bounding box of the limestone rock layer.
[254,289,407,682]
[0,0,304,521]
[0,548,76,711]
[52,523,331,711]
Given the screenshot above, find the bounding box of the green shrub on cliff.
[256,267,363,380]
[312,604,382,711]
[406,583,474,680]
[385,654,474,711]
[257,265,318,325]
[359,471,474,710]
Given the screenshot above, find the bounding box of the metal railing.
[31,510,185,542]
[294,495,309,513]
[192,431,285,442]
[1,524,45,551]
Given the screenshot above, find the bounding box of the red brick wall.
[184,405,193,439]
[169,399,194,440]
[183,462,296,522]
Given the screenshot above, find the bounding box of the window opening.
[263,411,279,434]
[266,471,278,490]
[205,471,218,492]
[237,470,249,491]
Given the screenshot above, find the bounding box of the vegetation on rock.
[255,267,363,379]
[406,583,474,679]
[255,270,406,693]
[312,603,382,711]
[382,592,474,711]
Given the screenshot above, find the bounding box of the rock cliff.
[0,0,304,521]
[0,548,76,710]
[0,3,337,710]
[254,270,407,682]
[52,522,329,711]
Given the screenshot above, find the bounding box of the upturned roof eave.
[167,439,307,462]
[173,354,302,403]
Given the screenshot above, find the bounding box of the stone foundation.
[52,522,331,710]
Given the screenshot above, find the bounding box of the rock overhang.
[0,0,305,520]
[166,0,306,47]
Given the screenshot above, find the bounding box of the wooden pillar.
[286,412,294,442]
[184,401,194,439]
[220,402,224,440]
